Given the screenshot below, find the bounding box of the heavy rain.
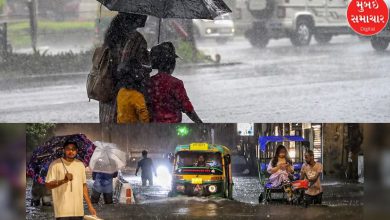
[25,123,364,219]
[0,1,388,220]
[0,0,389,122]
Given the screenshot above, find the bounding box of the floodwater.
[26,171,363,220]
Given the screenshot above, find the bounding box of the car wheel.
[255,36,269,48]
[246,29,269,48]
[291,19,312,46]
[371,37,389,51]
[314,34,332,44]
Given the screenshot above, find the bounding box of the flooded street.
[26,172,363,219]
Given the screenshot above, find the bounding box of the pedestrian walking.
[116,59,151,123]
[135,150,157,186]
[91,171,118,204]
[149,42,202,123]
[45,141,97,219]
[99,13,150,123]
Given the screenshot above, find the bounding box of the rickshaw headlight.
[208,185,217,193]
[176,184,185,192]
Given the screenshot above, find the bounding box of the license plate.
[191,178,203,184]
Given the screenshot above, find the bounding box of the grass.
[176,41,211,63]
[0,41,209,76]
[8,20,95,48]
[0,42,206,76]
[1,49,94,75]
[8,20,95,32]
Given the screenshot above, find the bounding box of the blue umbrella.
[258,136,307,152]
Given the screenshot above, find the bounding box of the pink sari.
[267,160,290,188]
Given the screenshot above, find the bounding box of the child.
[149,42,202,123]
[116,59,151,123]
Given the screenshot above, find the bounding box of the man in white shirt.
[45,141,97,220]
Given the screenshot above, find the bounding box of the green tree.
[0,0,4,9]
[26,123,56,153]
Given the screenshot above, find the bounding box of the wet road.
[26,173,363,220]
[1,36,390,122]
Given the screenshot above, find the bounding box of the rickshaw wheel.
[303,198,309,208]
[259,192,265,203]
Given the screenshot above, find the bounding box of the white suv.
[193,14,235,44]
[246,0,351,47]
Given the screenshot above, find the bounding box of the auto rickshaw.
[168,143,233,199]
[257,136,310,204]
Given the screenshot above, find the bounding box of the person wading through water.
[135,150,157,186]
[45,141,97,219]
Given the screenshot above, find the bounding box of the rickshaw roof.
[175,143,230,155]
[258,136,307,152]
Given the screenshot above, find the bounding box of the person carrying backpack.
[87,13,150,123]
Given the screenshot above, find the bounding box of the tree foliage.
[26,123,56,152]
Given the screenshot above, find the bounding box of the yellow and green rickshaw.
[168,143,233,199]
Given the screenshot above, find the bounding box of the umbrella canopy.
[97,0,232,19]
[258,136,307,152]
[26,134,96,184]
[89,141,126,174]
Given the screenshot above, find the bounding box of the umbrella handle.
[158,18,161,44]
[60,158,72,192]
[99,3,103,23]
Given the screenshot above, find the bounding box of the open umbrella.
[97,0,232,42]
[89,141,126,174]
[26,134,96,184]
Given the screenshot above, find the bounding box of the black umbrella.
[97,0,232,42]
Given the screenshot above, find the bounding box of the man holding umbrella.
[45,141,97,219]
